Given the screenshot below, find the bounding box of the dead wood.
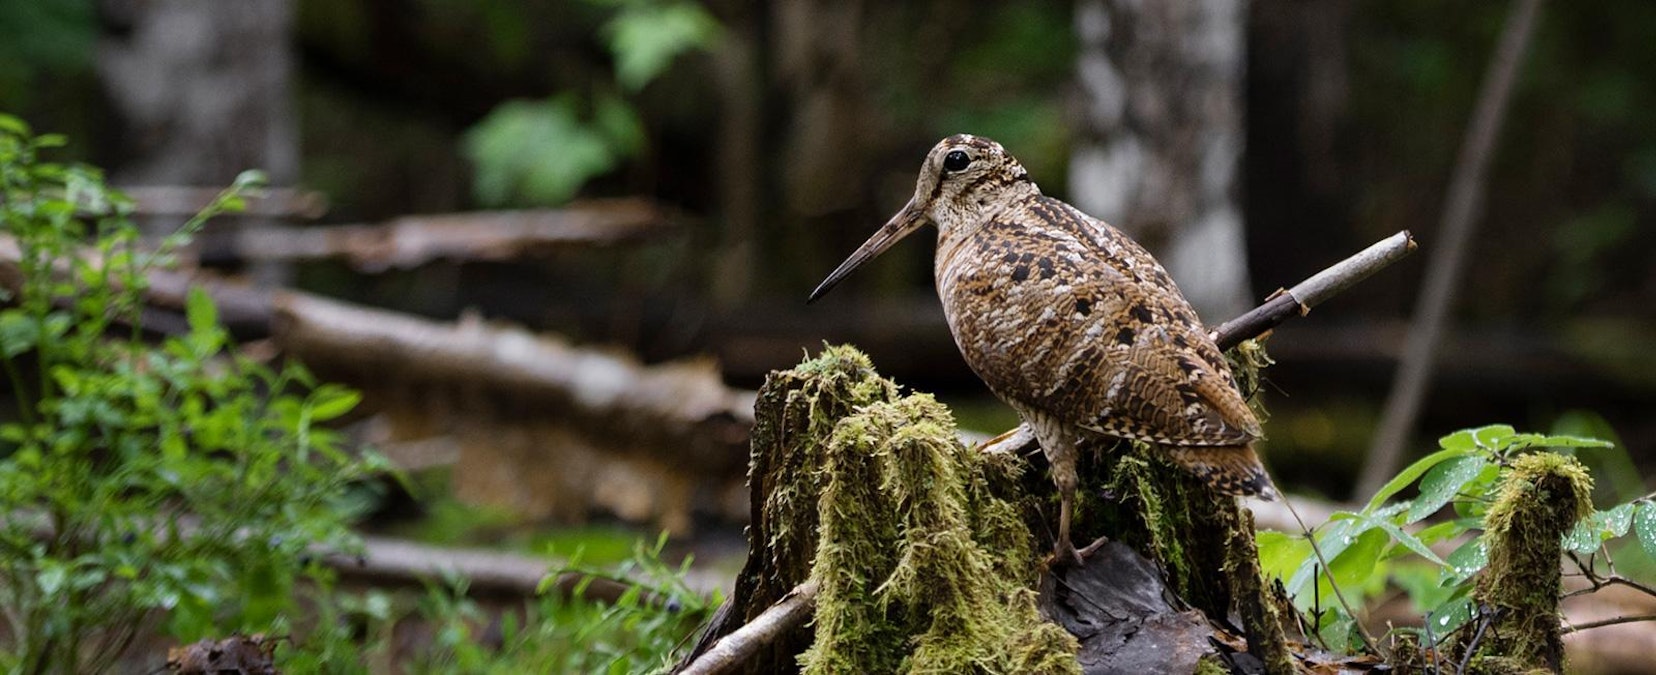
[324,535,726,601]
[678,581,819,675]
[123,185,329,220]
[188,198,677,270]
[166,634,283,674]
[0,242,755,482]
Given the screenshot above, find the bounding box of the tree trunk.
[97,0,298,187]
[97,0,299,286]
[1069,0,1251,321]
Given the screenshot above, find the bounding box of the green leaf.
[1256,530,1312,583]
[464,95,621,207]
[1444,536,1488,584]
[1365,445,1478,512]
[0,310,39,358]
[307,385,361,422]
[185,286,219,340]
[1526,434,1614,450]
[37,563,66,596]
[1407,455,1487,523]
[1427,594,1476,637]
[1471,424,1517,450]
[1414,520,1467,547]
[0,113,28,136]
[1564,512,1605,555]
[1392,561,1457,613]
[1438,428,1478,452]
[1325,528,1391,600]
[1635,502,1656,562]
[1602,502,1636,538]
[1351,512,1446,566]
[604,0,721,91]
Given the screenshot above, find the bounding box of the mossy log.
[1452,452,1592,674]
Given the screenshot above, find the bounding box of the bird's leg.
[1030,415,1100,567]
[1053,473,1081,566]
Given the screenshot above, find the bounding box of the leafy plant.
[0,115,387,672]
[300,533,714,674]
[1258,424,1624,653]
[464,93,643,207]
[462,0,718,207]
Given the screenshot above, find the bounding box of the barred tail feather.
[1166,443,1276,500]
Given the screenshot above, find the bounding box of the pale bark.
[186,199,676,270]
[677,581,819,675]
[98,0,298,187]
[1070,0,1251,321]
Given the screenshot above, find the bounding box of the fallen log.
[326,535,728,601]
[189,198,678,270]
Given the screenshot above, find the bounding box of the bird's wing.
[1013,197,1262,446]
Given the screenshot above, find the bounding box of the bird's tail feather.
[1166,443,1276,499]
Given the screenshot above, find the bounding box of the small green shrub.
[1257,424,1637,655]
[0,115,387,672]
[287,534,714,674]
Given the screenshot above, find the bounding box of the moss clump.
[695,345,900,672]
[1100,444,1236,619]
[1461,452,1592,673]
[1098,445,1290,670]
[804,394,1078,674]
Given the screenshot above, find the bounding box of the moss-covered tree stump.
[681,345,1293,674]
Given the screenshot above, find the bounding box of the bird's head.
[809,134,1036,302]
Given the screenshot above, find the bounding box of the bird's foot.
[1076,534,1110,558]
[1046,535,1110,568]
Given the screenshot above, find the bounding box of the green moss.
[1225,337,1275,424]
[1100,443,1234,618]
[803,393,1078,674]
[1193,654,1233,675]
[707,345,902,671]
[1460,452,1593,672]
[748,345,898,601]
[1224,507,1295,674]
[1090,409,1292,670]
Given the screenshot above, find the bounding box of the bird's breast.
[934,222,1118,413]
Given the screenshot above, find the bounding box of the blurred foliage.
[465,93,644,206]
[286,534,713,673]
[461,0,717,207]
[1347,1,1656,321]
[598,0,722,92]
[0,117,387,672]
[0,0,92,76]
[0,0,99,162]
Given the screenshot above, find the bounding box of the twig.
[677,580,820,675]
[1282,496,1380,656]
[1457,608,1499,673]
[1209,230,1417,351]
[1562,613,1656,635]
[1361,0,1547,497]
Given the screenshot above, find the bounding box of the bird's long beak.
[808,197,926,303]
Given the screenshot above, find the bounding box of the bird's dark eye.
[943,150,971,172]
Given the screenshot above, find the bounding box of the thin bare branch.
[677,580,820,675]
[1562,613,1656,635]
[1209,230,1417,350]
[1362,0,1547,497]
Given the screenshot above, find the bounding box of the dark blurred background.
[3,0,1653,505]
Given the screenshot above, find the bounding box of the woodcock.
[809,134,1274,564]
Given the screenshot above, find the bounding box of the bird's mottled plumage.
[810,134,1272,562]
